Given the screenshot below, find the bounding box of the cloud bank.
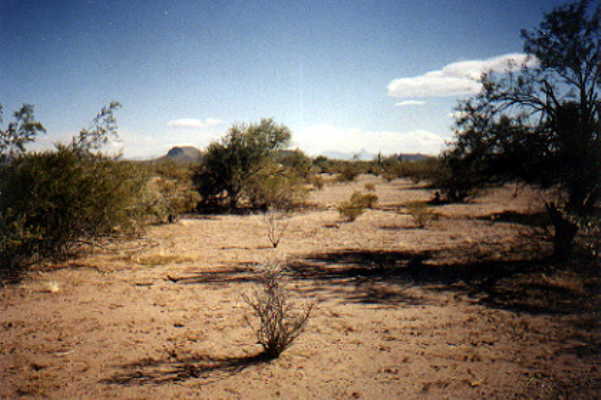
[388,53,537,98]
[293,124,447,156]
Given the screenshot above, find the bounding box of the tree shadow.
[288,248,586,315]
[101,352,269,386]
[477,210,550,228]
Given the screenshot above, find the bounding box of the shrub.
[350,191,378,209]
[337,192,373,222]
[0,146,148,267]
[364,183,376,192]
[335,163,361,182]
[405,201,439,228]
[245,162,309,211]
[142,160,200,222]
[242,262,313,359]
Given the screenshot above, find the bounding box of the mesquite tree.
[445,0,601,259]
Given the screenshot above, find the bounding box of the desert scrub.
[242,262,313,358]
[0,147,148,265]
[405,201,439,228]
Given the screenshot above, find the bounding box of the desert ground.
[1,175,600,399]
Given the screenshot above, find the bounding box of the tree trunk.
[546,202,579,261]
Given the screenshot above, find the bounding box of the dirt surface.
[1,176,600,399]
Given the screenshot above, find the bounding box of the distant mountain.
[157,146,203,163]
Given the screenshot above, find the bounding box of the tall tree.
[445,0,601,259]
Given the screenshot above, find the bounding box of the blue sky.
[1,0,569,159]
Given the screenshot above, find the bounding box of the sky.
[1,0,570,159]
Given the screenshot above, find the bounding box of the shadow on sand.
[101,352,270,386]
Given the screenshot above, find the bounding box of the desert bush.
[0,147,148,266]
[242,262,313,359]
[337,192,372,222]
[246,162,309,211]
[0,102,153,270]
[141,160,200,222]
[350,191,378,209]
[335,163,361,183]
[405,201,439,228]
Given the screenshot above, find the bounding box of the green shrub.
[0,146,148,267]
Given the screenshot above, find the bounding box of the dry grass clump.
[242,262,314,359]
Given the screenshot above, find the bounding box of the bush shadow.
[101,352,269,386]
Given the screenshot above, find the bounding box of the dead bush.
[242,262,313,359]
[263,210,290,248]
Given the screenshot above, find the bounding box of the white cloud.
[167,118,224,129]
[395,100,426,107]
[292,124,447,156]
[388,53,538,98]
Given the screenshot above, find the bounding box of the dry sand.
[1,176,600,399]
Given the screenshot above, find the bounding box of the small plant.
[263,210,290,248]
[405,201,439,228]
[242,262,313,359]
